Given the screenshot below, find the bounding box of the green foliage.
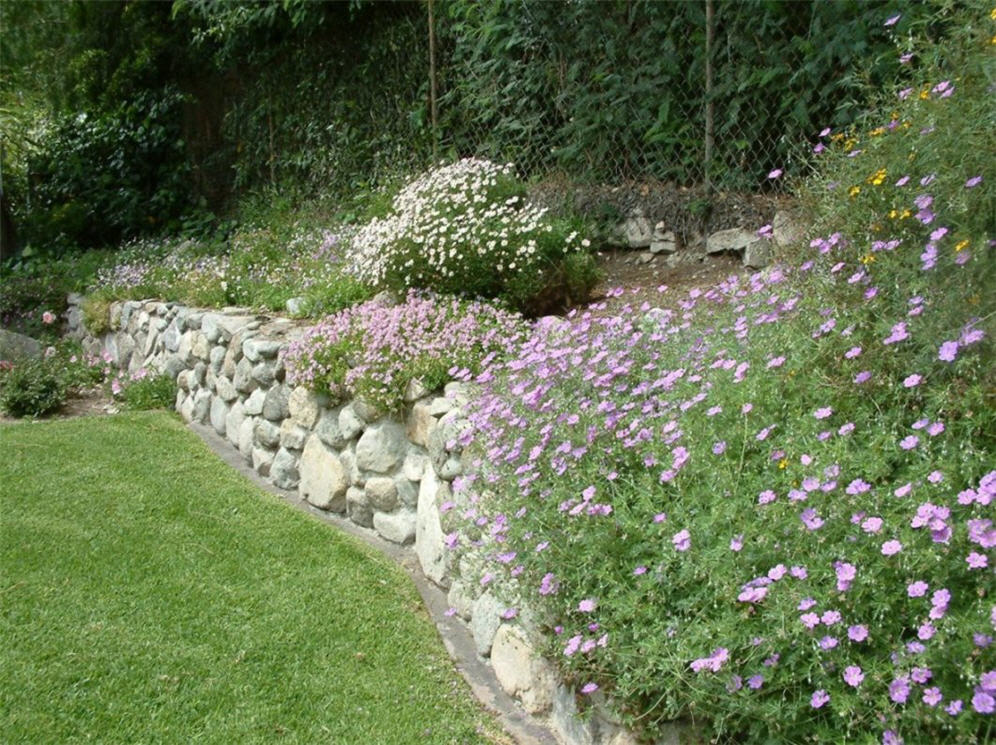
[0,357,67,417]
[115,372,177,411]
[0,412,505,744]
[350,159,600,315]
[453,5,996,743]
[81,296,113,337]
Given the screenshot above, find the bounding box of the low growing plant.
[349,158,600,315]
[0,357,67,417]
[111,368,177,411]
[451,7,995,744]
[283,291,527,412]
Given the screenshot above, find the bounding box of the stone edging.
[68,295,691,745]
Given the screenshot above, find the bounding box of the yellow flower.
[778,458,789,470]
[869,127,886,137]
[991,7,996,20]
[867,168,887,186]
[860,254,876,265]
[844,138,858,150]
[901,209,911,219]
[848,185,861,197]
[889,209,899,219]
[919,89,930,100]
[955,239,970,252]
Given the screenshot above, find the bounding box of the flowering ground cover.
[448,6,995,744]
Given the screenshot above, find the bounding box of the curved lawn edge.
[185,417,560,745]
[0,411,552,745]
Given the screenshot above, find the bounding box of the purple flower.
[890,676,911,703]
[819,635,839,650]
[672,529,691,552]
[633,565,647,576]
[580,682,599,695]
[811,689,830,708]
[730,534,744,551]
[854,370,872,384]
[967,552,989,569]
[767,168,783,179]
[848,625,868,642]
[965,175,983,188]
[881,540,903,556]
[801,508,824,531]
[843,666,864,687]
[972,691,995,714]
[911,666,932,684]
[903,374,922,388]
[846,479,871,495]
[883,731,903,745]
[900,435,919,450]
[578,598,597,612]
[884,13,901,26]
[748,674,765,689]
[938,340,959,362]
[946,700,963,716]
[814,407,833,419]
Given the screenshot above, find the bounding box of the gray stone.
[192,388,212,424]
[427,395,454,417]
[141,327,160,358]
[285,297,306,315]
[116,332,136,368]
[191,331,210,361]
[403,377,430,403]
[200,313,224,343]
[288,386,324,429]
[470,592,504,657]
[243,388,266,416]
[262,384,290,421]
[210,396,229,436]
[407,400,437,448]
[179,392,195,423]
[270,448,299,490]
[743,240,773,269]
[373,510,416,545]
[340,446,361,488]
[773,208,806,247]
[254,419,281,449]
[396,478,418,509]
[315,409,347,450]
[438,455,463,481]
[233,357,256,394]
[443,381,473,409]
[162,323,181,353]
[491,625,555,714]
[447,579,475,621]
[551,684,597,745]
[252,446,275,477]
[192,362,207,388]
[621,211,653,248]
[650,231,678,254]
[243,338,282,363]
[352,397,382,423]
[226,401,246,448]
[364,477,398,512]
[346,487,373,527]
[185,312,203,330]
[251,360,279,388]
[416,468,451,585]
[176,331,194,365]
[338,404,364,440]
[238,417,256,459]
[215,374,239,402]
[637,251,655,265]
[119,301,135,331]
[279,419,309,451]
[176,370,192,392]
[428,411,470,472]
[356,421,407,474]
[706,228,758,254]
[209,345,226,373]
[299,435,348,512]
[402,452,430,482]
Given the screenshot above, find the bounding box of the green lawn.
[0,412,506,745]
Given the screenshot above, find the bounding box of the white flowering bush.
[349,158,598,314]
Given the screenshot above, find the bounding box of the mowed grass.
[0,412,507,745]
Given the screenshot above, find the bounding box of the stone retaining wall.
[67,294,690,745]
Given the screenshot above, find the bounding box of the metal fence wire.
[426,0,809,202]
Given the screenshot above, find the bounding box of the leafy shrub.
[349,158,599,315]
[111,368,176,411]
[283,291,526,412]
[81,296,114,336]
[0,357,67,417]
[452,7,995,744]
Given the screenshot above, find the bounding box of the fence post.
[704,0,714,202]
[428,0,439,160]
